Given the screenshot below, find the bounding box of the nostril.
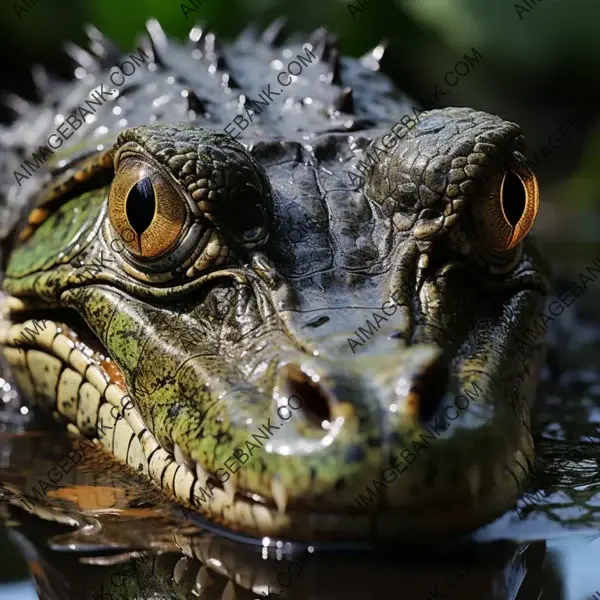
[278,364,333,429]
[409,358,449,424]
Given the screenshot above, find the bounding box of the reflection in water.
[0,242,599,599]
[1,506,549,600]
[0,420,595,600]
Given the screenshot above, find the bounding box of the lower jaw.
[0,312,531,545]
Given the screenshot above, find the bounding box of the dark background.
[0,0,599,593]
[2,0,600,203]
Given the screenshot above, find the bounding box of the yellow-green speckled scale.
[7,189,106,279]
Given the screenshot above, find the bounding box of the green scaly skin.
[0,23,550,543]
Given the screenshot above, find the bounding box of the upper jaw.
[0,251,544,541]
[164,353,528,544]
[0,300,534,543]
[164,331,524,506]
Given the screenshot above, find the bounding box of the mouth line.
[169,441,287,511]
[3,301,109,358]
[0,298,288,513]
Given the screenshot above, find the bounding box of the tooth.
[2,296,28,316]
[223,479,236,504]
[173,443,196,471]
[252,504,275,532]
[0,322,10,344]
[271,477,288,514]
[174,444,185,466]
[196,462,209,486]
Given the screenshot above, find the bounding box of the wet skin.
[0,24,550,543]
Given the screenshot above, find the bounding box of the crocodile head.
[0,27,550,544]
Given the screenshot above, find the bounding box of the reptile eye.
[472,152,539,252]
[108,158,187,258]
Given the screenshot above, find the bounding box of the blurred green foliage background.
[0,0,599,222]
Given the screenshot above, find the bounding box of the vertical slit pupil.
[126,177,156,235]
[502,170,526,226]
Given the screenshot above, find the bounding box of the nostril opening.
[411,359,449,424]
[279,364,333,429]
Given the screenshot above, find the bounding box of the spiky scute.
[0,20,414,257]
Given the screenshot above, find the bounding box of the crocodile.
[0,20,550,544]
